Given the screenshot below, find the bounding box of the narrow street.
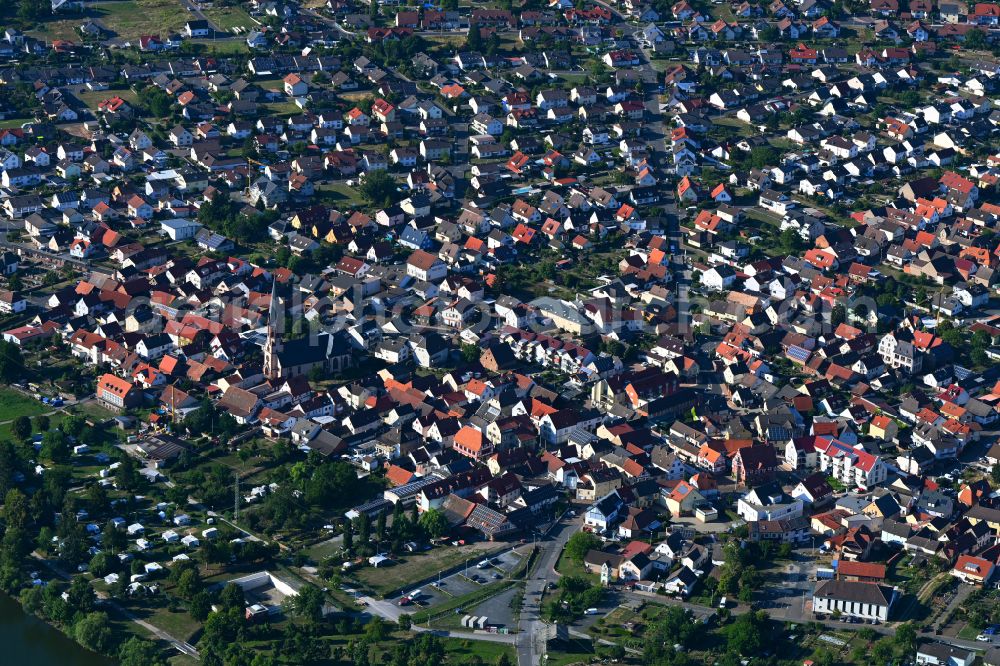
[515,514,578,666]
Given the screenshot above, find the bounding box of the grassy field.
[424,35,466,48]
[351,543,498,596]
[74,88,139,112]
[438,637,516,663]
[713,116,752,129]
[554,548,598,584]
[262,101,304,117]
[0,388,49,422]
[188,38,250,54]
[26,19,82,42]
[744,207,783,228]
[144,605,202,642]
[36,0,193,41]
[316,182,366,208]
[545,637,596,666]
[98,0,192,39]
[73,400,118,423]
[200,6,256,32]
[0,118,33,130]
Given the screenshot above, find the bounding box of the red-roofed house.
[454,426,492,461]
[952,554,995,585]
[97,373,142,411]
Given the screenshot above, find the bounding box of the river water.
[0,593,114,665]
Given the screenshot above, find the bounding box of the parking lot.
[388,548,527,615]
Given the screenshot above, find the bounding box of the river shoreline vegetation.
[0,428,512,665]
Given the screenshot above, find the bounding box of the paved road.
[515,514,579,666]
[630,36,695,336]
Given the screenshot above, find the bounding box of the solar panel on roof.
[787,345,811,362]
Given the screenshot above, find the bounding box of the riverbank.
[0,592,115,666]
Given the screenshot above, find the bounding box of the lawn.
[438,637,516,663]
[74,89,139,112]
[0,387,49,422]
[957,624,981,640]
[0,118,33,130]
[351,543,498,596]
[424,35,466,48]
[72,401,118,424]
[26,19,82,42]
[168,656,200,666]
[262,101,304,117]
[545,637,596,666]
[316,182,366,208]
[145,604,203,642]
[188,38,250,54]
[554,548,598,584]
[744,207,783,228]
[200,6,257,32]
[90,0,191,41]
[712,116,751,129]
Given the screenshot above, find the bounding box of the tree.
[376,510,387,541]
[11,415,31,442]
[364,616,389,641]
[65,575,96,615]
[391,500,404,533]
[870,639,893,666]
[418,508,448,539]
[18,0,51,22]
[219,583,245,611]
[118,637,167,666]
[343,518,353,552]
[88,551,115,578]
[894,622,917,658]
[34,414,50,433]
[137,86,172,117]
[966,28,987,49]
[745,145,780,170]
[0,441,19,498]
[176,568,202,600]
[74,611,114,653]
[564,531,602,563]
[115,455,141,493]
[189,592,212,622]
[725,611,768,656]
[63,415,86,439]
[466,23,483,51]
[3,489,28,531]
[358,169,399,208]
[41,429,69,463]
[830,304,846,328]
[460,343,481,363]
[291,584,325,624]
[992,464,1000,486]
[357,513,371,545]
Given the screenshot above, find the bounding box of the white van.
[719,596,727,609]
[585,608,600,615]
